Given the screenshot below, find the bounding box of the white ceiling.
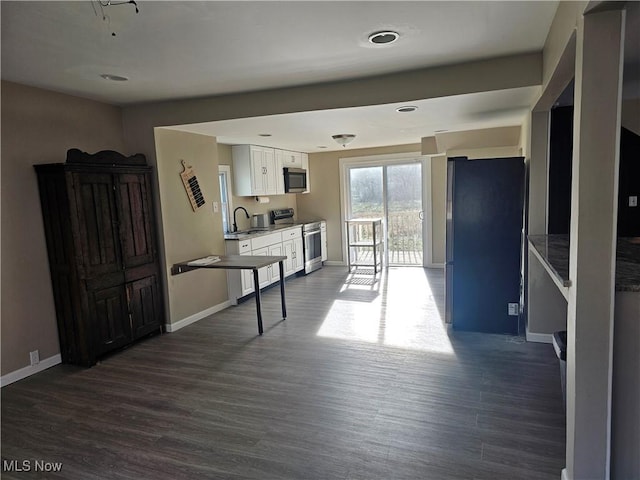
[168,86,541,152]
[2,1,563,152]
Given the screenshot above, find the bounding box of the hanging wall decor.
[180,160,206,211]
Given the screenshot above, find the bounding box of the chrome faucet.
[232,206,250,233]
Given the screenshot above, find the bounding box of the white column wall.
[565,7,625,480]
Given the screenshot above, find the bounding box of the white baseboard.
[165,300,232,332]
[561,468,569,480]
[323,261,345,266]
[426,263,445,269]
[0,354,62,388]
[526,327,553,344]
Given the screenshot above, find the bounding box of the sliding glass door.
[347,161,424,266]
[386,163,423,265]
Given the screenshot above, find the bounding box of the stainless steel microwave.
[283,167,307,193]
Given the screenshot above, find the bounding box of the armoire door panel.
[73,172,122,278]
[117,173,156,268]
[128,275,162,339]
[89,284,131,355]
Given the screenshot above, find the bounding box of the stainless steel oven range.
[270,208,324,275]
[301,221,323,274]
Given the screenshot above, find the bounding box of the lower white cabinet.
[282,228,304,276]
[253,243,283,289]
[226,226,304,304]
[226,239,255,302]
[320,221,327,261]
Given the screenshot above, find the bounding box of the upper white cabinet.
[233,145,282,196]
[280,150,303,168]
[301,153,310,193]
[273,149,286,195]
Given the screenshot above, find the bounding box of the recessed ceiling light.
[317,146,328,149]
[258,133,272,137]
[100,73,128,82]
[396,106,418,113]
[368,30,399,45]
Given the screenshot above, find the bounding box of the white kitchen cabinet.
[254,243,283,288]
[321,221,327,262]
[301,153,310,193]
[225,239,254,304]
[232,144,279,196]
[280,149,303,168]
[225,227,302,303]
[273,149,286,195]
[281,228,304,276]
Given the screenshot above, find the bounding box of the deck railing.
[349,211,423,266]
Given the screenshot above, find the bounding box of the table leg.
[279,260,287,319]
[252,268,263,335]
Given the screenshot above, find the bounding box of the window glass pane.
[349,166,383,219]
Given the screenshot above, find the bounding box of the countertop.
[171,254,288,275]
[528,234,640,292]
[224,223,304,241]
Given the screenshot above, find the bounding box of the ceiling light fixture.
[258,133,272,137]
[92,0,139,37]
[332,134,356,147]
[368,30,400,45]
[396,106,418,113]
[100,73,129,82]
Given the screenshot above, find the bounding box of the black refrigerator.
[445,156,525,334]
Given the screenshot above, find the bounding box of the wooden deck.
[351,248,424,267]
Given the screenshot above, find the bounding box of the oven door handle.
[303,230,321,238]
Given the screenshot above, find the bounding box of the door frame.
[218,165,234,234]
[338,152,434,267]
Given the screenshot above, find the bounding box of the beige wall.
[298,136,525,266]
[296,144,423,263]
[541,1,587,92]
[1,81,126,376]
[217,144,297,232]
[430,155,447,264]
[120,52,544,327]
[154,129,227,324]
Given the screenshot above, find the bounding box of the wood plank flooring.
[1,266,565,479]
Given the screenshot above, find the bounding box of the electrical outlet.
[508,303,519,316]
[213,201,219,213]
[29,350,40,366]
[629,196,638,207]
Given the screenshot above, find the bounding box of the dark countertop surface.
[528,234,640,292]
[224,223,303,241]
[172,254,288,275]
[224,219,326,241]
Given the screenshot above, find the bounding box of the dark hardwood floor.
[1,266,565,479]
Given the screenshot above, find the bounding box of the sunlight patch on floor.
[317,268,454,354]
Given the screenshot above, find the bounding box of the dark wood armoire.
[35,149,164,366]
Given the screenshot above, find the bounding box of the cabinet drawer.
[251,232,282,251]
[225,239,252,254]
[281,227,302,240]
[238,240,251,254]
